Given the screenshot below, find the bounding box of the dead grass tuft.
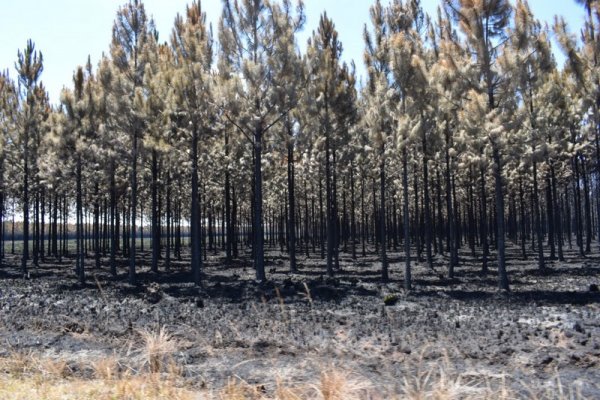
[138,325,178,373]
[313,369,372,400]
[219,377,267,399]
[0,350,594,399]
[91,355,120,380]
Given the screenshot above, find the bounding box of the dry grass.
[0,375,198,400]
[91,354,120,380]
[0,349,594,400]
[137,325,178,374]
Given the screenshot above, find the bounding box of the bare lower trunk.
[287,135,297,273]
[380,151,388,282]
[533,161,545,270]
[253,124,265,282]
[402,147,411,290]
[129,131,137,285]
[493,147,509,291]
[191,127,202,285]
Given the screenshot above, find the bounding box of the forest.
[0,0,599,398]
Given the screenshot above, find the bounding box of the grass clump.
[138,325,178,374]
[383,294,399,306]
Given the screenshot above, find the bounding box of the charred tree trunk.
[533,161,545,270]
[109,176,117,273]
[151,150,159,273]
[94,183,101,270]
[166,174,171,272]
[21,154,29,277]
[361,175,366,258]
[325,135,334,277]
[519,177,527,260]
[422,135,433,271]
[445,124,457,277]
[76,156,85,284]
[253,123,265,281]
[551,166,564,261]
[380,145,388,281]
[402,146,411,290]
[493,147,509,291]
[574,157,584,256]
[350,162,356,260]
[546,176,556,260]
[480,169,489,273]
[191,125,202,285]
[582,161,593,254]
[287,128,297,273]
[128,127,138,285]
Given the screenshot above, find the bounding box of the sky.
[0,0,587,104]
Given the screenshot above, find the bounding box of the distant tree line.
[1,0,600,291]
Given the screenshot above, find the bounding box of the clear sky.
[0,0,586,104]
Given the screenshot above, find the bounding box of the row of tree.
[1,0,600,291]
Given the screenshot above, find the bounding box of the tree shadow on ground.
[410,288,600,305]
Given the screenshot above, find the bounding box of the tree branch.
[224,112,253,143]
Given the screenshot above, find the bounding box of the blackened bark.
[94,183,101,270]
[151,150,159,273]
[551,166,564,261]
[380,148,388,282]
[304,179,310,258]
[493,147,509,291]
[574,157,584,256]
[423,137,433,271]
[480,169,489,273]
[582,161,593,253]
[253,123,265,281]
[350,162,356,260]
[232,186,238,258]
[402,147,411,290]
[435,170,443,255]
[52,194,58,257]
[414,171,422,262]
[129,129,138,285]
[361,175,366,257]
[287,128,297,273]
[76,156,85,284]
[533,161,545,269]
[166,174,171,272]
[325,135,333,277]
[445,124,457,277]
[332,151,340,272]
[191,126,202,285]
[21,155,29,277]
[546,177,556,260]
[519,178,527,260]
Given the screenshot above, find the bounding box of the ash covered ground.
[0,246,599,398]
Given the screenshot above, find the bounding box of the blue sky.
[0,0,586,104]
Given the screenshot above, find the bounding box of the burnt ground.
[0,244,599,397]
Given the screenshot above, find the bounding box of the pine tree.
[15,40,44,278]
[306,13,350,277]
[363,0,393,281]
[506,0,555,269]
[0,72,18,265]
[110,0,156,285]
[219,0,304,281]
[61,67,88,284]
[170,1,215,285]
[389,0,428,289]
[445,0,512,290]
[270,0,305,273]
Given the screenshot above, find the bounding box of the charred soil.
[0,246,599,398]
